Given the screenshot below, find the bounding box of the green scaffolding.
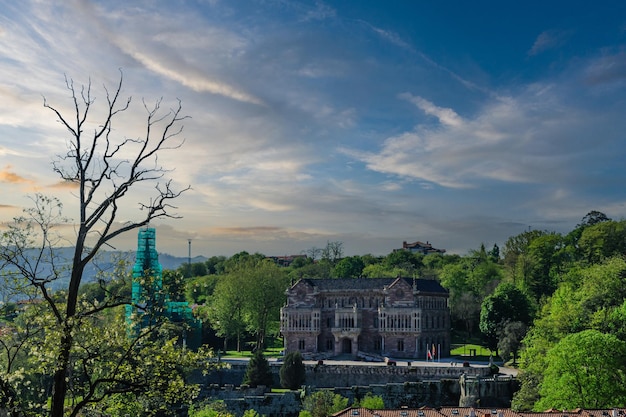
[125,227,202,349]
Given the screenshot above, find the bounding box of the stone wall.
[204,362,491,388]
[199,377,517,417]
[459,374,519,407]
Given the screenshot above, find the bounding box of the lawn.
[222,342,284,358]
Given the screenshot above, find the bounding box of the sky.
[0,1,625,259]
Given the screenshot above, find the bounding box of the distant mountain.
[0,248,208,298]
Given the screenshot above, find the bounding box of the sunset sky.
[0,1,625,258]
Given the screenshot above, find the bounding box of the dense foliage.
[243,351,274,388]
[279,351,306,390]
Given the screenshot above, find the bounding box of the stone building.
[280,277,450,359]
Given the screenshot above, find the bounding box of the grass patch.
[271,388,294,393]
[450,343,501,362]
[222,346,283,359]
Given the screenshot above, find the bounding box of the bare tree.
[304,246,322,261]
[321,240,344,264]
[0,72,194,417]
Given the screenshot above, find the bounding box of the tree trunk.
[50,331,72,417]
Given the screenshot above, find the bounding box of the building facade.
[401,240,446,255]
[280,277,450,359]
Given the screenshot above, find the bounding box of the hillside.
[0,247,208,297]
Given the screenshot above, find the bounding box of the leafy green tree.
[332,256,365,278]
[511,370,542,411]
[163,269,186,302]
[502,229,547,285]
[384,250,424,275]
[206,274,247,351]
[185,275,219,305]
[361,264,407,278]
[497,321,527,365]
[290,255,312,269]
[189,400,235,417]
[488,243,500,263]
[243,350,274,388]
[233,258,289,350]
[204,248,281,353]
[536,330,626,409]
[479,283,533,353]
[522,233,566,302]
[279,351,305,389]
[0,73,195,417]
[514,256,626,409]
[578,220,626,264]
[288,260,332,279]
[205,256,228,275]
[579,210,611,227]
[354,393,385,409]
[302,390,348,417]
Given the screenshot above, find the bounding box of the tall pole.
[187,239,192,270]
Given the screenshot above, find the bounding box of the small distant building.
[266,254,308,267]
[401,240,446,255]
[125,227,202,349]
[280,277,450,359]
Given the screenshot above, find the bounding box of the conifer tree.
[243,350,274,388]
[279,351,306,390]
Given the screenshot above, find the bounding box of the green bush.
[279,351,306,389]
[354,393,385,409]
[243,350,274,388]
[302,391,349,417]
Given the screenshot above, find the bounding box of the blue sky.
[0,1,625,258]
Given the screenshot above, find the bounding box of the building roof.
[402,241,446,254]
[296,277,448,295]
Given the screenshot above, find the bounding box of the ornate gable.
[386,277,415,306]
[286,279,317,307]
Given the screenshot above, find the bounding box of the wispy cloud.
[345,79,621,192]
[0,165,35,186]
[399,94,463,127]
[302,1,337,21]
[528,30,570,56]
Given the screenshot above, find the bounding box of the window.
[374,337,382,351]
[326,338,334,351]
[298,339,305,350]
[397,339,404,352]
[326,317,332,328]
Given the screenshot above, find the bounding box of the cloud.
[48,181,80,191]
[344,83,620,191]
[0,166,35,186]
[399,94,463,127]
[583,51,626,86]
[302,1,337,21]
[528,30,570,56]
